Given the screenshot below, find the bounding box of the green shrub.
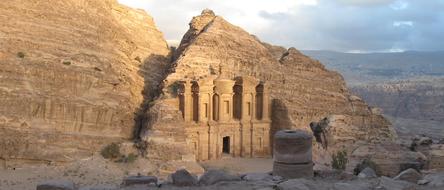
[101,143,121,159]
[116,153,138,164]
[17,52,25,58]
[354,158,379,175]
[331,149,348,170]
[62,61,71,65]
[126,153,137,163]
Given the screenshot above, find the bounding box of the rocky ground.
[1,156,444,190]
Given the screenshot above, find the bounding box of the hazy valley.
[304,50,444,139]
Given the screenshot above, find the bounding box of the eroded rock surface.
[0,0,170,163]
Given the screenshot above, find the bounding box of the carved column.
[183,81,192,122]
[262,83,270,121]
[251,93,257,121]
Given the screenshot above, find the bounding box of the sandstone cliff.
[0,0,170,163]
[142,10,396,163]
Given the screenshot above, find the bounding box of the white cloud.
[390,0,409,10]
[393,21,413,27]
[118,0,444,52]
[118,0,317,44]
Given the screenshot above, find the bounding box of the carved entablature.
[177,74,270,123]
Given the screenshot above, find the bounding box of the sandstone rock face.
[0,0,170,163]
[141,10,396,164]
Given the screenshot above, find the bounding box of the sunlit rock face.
[141,10,396,163]
[0,0,170,163]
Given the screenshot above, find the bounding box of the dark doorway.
[222,136,230,154]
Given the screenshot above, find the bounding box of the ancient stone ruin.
[273,130,313,179]
[176,68,271,160]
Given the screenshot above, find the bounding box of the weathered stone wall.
[0,0,170,162]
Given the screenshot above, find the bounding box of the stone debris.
[276,178,311,190]
[36,180,76,190]
[377,176,416,190]
[422,172,444,187]
[171,169,198,186]
[32,170,444,190]
[333,182,373,190]
[393,168,422,183]
[79,185,117,190]
[358,167,377,178]
[121,175,158,187]
[198,169,241,185]
[241,173,274,181]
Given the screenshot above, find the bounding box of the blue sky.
[119,0,444,52]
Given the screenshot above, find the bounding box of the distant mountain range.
[303,50,444,139]
[302,50,444,85]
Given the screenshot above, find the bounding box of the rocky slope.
[350,79,444,139]
[0,0,170,164]
[351,78,444,123]
[142,10,396,164]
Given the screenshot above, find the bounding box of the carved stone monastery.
[177,68,271,161]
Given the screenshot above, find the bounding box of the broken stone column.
[273,130,313,179]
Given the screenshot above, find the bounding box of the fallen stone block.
[36,180,75,190]
[378,176,416,190]
[394,168,422,183]
[198,169,241,185]
[121,175,158,187]
[358,167,377,178]
[171,169,197,186]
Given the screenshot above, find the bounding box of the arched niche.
[178,83,185,119]
[256,83,264,120]
[233,84,243,120]
[192,82,199,122]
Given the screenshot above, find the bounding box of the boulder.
[418,136,433,146]
[198,170,241,185]
[79,185,116,190]
[333,182,372,190]
[121,175,158,186]
[378,176,416,190]
[242,173,274,181]
[276,179,311,190]
[422,172,444,187]
[393,168,422,183]
[158,160,205,178]
[36,180,75,190]
[314,170,355,180]
[358,167,377,178]
[171,169,197,186]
